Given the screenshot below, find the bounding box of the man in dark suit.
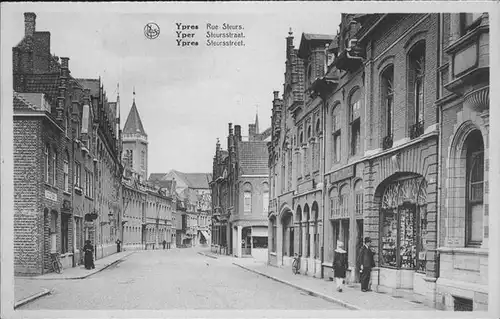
[357,236,375,292]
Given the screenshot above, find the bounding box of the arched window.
[408,42,426,139]
[332,105,341,164]
[349,89,362,156]
[141,150,145,170]
[243,183,252,213]
[466,130,484,246]
[381,65,395,139]
[262,182,269,215]
[316,119,321,135]
[307,126,312,139]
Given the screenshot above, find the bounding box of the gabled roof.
[172,170,212,189]
[13,92,51,112]
[238,141,269,175]
[123,101,147,136]
[149,173,167,182]
[77,78,100,97]
[298,33,335,59]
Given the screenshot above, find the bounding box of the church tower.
[122,89,148,181]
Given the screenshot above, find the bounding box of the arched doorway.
[281,210,294,258]
[312,202,319,259]
[378,174,427,271]
[295,205,302,256]
[303,204,310,258]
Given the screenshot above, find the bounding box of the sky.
[3,3,341,174]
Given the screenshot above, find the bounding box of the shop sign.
[45,190,57,202]
[329,165,355,184]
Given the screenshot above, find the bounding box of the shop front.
[364,137,439,305]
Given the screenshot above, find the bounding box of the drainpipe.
[435,13,443,281]
[320,94,327,279]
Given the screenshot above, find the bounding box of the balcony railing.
[409,121,424,140]
[382,134,393,150]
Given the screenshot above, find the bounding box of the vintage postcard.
[1,1,498,319]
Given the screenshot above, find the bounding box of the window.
[349,89,361,156]
[83,169,89,196]
[63,152,69,192]
[253,236,268,249]
[304,206,310,258]
[332,106,341,163]
[408,42,426,129]
[461,13,482,35]
[244,191,252,212]
[74,162,81,188]
[466,130,484,247]
[262,183,269,215]
[61,214,69,254]
[354,180,364,217]
[271,217,277,252]
[141,150,145,170]
[44,144,49,183]
[381,66,395,138]
[51,150,57,186]
[296,206,302,255]
[380,177,427,270]
[76,121,81,140]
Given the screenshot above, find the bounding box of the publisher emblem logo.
[144,22,160,39]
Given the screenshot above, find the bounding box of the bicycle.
[292,253,301,275]
[51,252,63,274]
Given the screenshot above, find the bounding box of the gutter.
[436,13,443,281]
[356,14,389,43]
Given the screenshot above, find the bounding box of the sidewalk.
[14,251,135,308]
[198,249,436,311]
[25,250,135,280]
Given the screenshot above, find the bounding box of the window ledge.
[437,246,488,256]
[63,191,71,197]
[270,252,277,256]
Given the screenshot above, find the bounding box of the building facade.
[13,12,89,275]
[435,13,490,311]
[266,13,490,310]
[212,120,270,260]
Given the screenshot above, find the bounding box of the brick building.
[13,12,88,274]
[266,13,490,310]
[13,12,124,275]
[211,120,270,260]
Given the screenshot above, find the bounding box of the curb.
[26,252,135,280]
[14,288,51,309]
[197,252,218,259]
[233,263,362,311]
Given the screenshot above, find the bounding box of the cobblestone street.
[16,248,344,310]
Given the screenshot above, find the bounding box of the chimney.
[286,28,294,58]
[228,123,233,135]
[24,12,36,37]
[273,91,280,101]
[234,125,242,141]
[60,57,69,69]
[248,124,256,142]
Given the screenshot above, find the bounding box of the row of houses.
[266,13,489,311]
[12,12,212,276]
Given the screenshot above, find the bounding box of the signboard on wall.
[45,190,57,202]
[329,165,355,184]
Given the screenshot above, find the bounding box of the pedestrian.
[332,241,348,292]
[116,239,121,253]
[162,240,167,250]
[357,236,375,292]
[83,240,95,270]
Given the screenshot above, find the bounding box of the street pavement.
[16,248,344,310]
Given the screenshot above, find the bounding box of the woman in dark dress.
[83,240,95,270]
[333,241,348,292]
